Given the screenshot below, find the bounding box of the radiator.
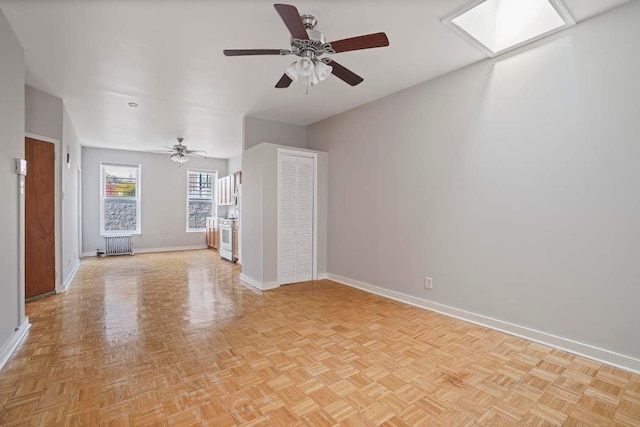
[104,235,134,256]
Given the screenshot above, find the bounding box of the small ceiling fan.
[150,138,207,166]
[223,3,389,89]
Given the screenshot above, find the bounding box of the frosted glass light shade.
[285,62,298,82]
[171,153,189,163]
[314,61,333,82]
[296,57,314,77]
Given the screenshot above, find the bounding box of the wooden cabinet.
[205,218,219,251]
[216,176,228,205]
[232,223,239,262]
[216,173,241,206]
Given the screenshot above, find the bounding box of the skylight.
[444,0,575,57]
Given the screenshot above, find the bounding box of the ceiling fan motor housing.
[290,15,333,60]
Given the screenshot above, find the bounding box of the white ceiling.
[0,0,631,158]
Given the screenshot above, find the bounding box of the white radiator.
[104,235,134,256]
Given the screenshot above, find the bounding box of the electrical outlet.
[425,276,433,290]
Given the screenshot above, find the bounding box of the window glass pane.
[188,172,213,199]
[104,199,137,231]
[187,171,214,230]
[104,165,138,198]
[188,200,212,230]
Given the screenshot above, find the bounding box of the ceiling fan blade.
[328,32,389,53]
[275,74,293,88]
[185,150,207,155]
[188,153,208,159]
[274,4,309,40]
[327,60,364,86]
[223,49,284,56]
[147,150,175,154]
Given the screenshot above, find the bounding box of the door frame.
[25,133,62,293]
[277,148,318,286]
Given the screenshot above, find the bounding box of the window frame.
[186,169,217,232]
[441,0,575,57]
[100,162,142,236]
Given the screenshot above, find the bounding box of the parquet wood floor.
[0,250,638,426]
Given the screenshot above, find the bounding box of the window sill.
[186,230,206,233]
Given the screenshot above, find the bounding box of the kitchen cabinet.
[232,223,239,262]
[216,175,236,206]
[205,218,219,250]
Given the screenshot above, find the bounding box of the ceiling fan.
[150,138,207,165]
[223,4,389,90]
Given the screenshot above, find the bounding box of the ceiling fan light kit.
[170,152,190,164]
[223,3,389,91]
[284,56,333,93]
[148,137,207,166]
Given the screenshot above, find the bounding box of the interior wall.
[307,1,640,361]
[62,107,81,284]
[243,116,307,151]
[25,85,63,141]
[0,8,25,352]
[241,144,266,283]
[82,147,227,254]
[227,154,242,174]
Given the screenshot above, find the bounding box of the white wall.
[62,107,81,285]
[243,116,307,151]
[307,2,640,365]
[241,144,266,283]
[25,85,63,141]
[0,8,25,357]
[82,147,227,254]
[241,143,327,287]
[227,154,242,174]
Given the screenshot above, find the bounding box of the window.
[443,0,575,57]
[187,170,216,231]
[101,163,141,235]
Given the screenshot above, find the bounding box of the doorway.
[25,137,56,298]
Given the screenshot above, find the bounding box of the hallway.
[0,251,638,425]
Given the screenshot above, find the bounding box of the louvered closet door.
[295,156,314,281]
[278,152,314,285]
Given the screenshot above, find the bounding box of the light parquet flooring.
[0,250,638,426]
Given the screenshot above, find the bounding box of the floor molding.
[83,245,207,257]
[60,259,81,293]
[327,273,640,374]
[239,274,279,291]
[0,318,31,372]
[135,245,208,254]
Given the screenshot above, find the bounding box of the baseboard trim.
[0,317,31,372]
[239,274,279,291]
[60,259,81,293]
[83,245,207,257]
[316,273,328,280]
[327,273,640,374]
[134,245,208,254]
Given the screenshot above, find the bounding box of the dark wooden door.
[25,137,56,298]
